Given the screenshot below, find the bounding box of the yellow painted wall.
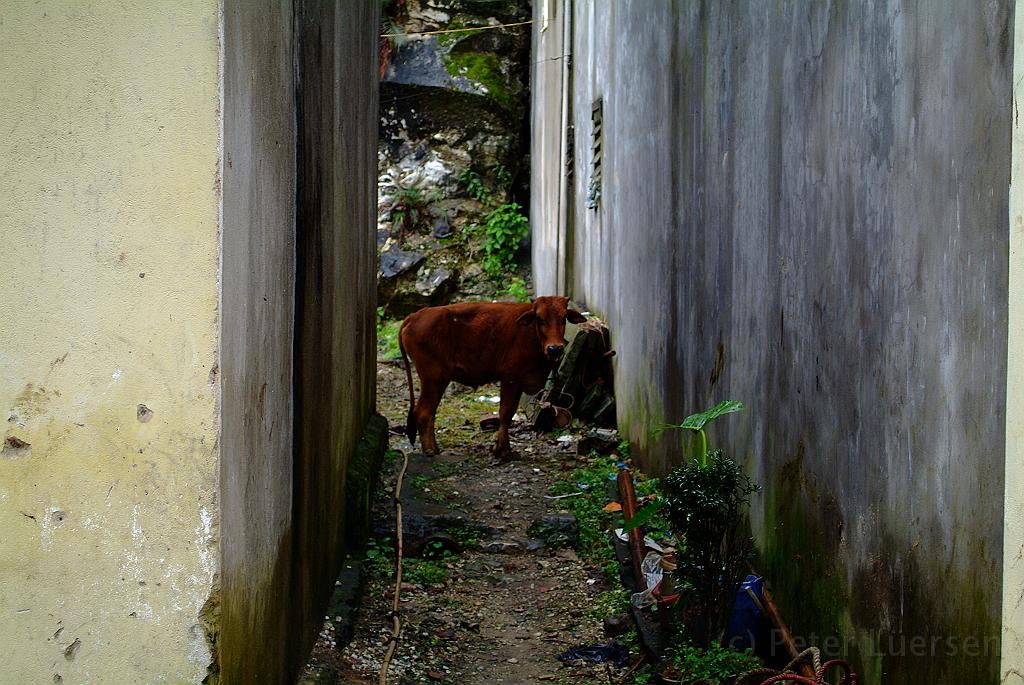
[1004,3,1024,681]
[0,1,222,682]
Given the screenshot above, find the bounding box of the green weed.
[364,537,394,577]
[376,307,402,360]
[492,162,513,191]
[459,167,492,204]
[666,638,762,684]
[405,558,447,586]
[547,454,621,574]
[481,202,529,276]
[501,276,530,302]
[447,523,482,548]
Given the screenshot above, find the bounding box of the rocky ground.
[300,362,639,685]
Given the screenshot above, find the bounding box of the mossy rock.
[434,0,529,24]
[380,82,512,147]
[444,51,518,111]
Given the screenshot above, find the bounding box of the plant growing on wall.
[660,400,759,647]
[481,202,529,276]
[492,162,513,191]
[390,185,435,242]
[379,0,410,78]
[459,167,492,204]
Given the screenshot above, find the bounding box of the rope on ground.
[734,647,858,685]
[379,450,410,685]
[380,19,533,39]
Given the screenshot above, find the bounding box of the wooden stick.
[760,586,816,679]
[617,469,647,590]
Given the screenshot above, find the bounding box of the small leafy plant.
[501,276,530,302]
[492,162,513,191]
[364,537,394,577]
[459,167,492,204]
[547,454,622,575]
[664,400,744,466]
[481,202,529,276]
[404,557,448,586]
[625,401,747,532]
[666,638,762,684]
[390,185,430,239]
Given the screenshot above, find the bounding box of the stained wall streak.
[220,0,297,680]
[533,1,1012,682]
[220,0,380,682]
[291,0,381,678]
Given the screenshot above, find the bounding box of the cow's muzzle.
[546,344,565,361]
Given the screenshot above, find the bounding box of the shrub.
[663,449,758,646]
[481,202,529,276]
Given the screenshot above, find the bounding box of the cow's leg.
[492,380,522,461]
[415,374,448,455]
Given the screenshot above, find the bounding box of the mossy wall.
[533,1,1013,682]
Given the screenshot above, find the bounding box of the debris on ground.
[531,319,616,431]
[526,512,580,549]
[556,641,630,667]
[577,427,619,455]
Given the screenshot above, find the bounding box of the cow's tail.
[398,319,417,446]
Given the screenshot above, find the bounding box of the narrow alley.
[303,363,632,684]
[4,1,1024,684]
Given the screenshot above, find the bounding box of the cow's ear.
[566,309,586,324]
[517,309,537,326]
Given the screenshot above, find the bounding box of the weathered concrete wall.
[533,1,1013,682]
[219,1,381,683]
[0,1,222,681]
[291,0,381,675]
[219,0,297,680]
[1,1,381,681]
[1003,6,1024,682]
[531,0,571,295]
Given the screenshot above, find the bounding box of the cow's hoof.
[492,447,518,462]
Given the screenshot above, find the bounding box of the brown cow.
[398,296,586,459]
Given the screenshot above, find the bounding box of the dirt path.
[302,362,628,684]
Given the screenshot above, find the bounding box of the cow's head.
[516,295,587,362]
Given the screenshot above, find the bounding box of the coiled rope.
[734,647,858,685]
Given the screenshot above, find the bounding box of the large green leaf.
[677,400,744,431]
[623,498,664,532]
